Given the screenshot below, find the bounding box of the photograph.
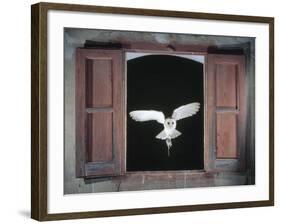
[30,2,274,220]
[64,28,255,194]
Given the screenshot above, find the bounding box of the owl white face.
[164,118,176,130]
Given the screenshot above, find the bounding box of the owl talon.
[166,139,172,156]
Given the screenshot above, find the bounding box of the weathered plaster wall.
[64,28,255,194]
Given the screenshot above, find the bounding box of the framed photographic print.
[31,2,274,221]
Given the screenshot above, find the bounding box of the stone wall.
[64,28,255,194]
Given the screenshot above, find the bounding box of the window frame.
[124,48,207,175]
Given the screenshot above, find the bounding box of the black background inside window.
[127,55,204,171]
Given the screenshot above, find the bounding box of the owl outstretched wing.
[129,110,165,124]
[172,102,200,121]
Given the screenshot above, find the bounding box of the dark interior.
[126,54,204,171]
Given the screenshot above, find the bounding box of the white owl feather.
[172,102,200,121]
[129,110,165,124]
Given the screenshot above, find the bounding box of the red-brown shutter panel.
[76,49,125,178]
[206,54,246,171]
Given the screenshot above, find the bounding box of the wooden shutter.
[76,48,125,178]
[206,54,246,172]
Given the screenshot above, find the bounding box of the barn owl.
[129,102,200,156]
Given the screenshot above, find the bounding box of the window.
[126,53,204,171]
[75,42,249,188]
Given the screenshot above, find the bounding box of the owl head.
[164,118,176,129]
